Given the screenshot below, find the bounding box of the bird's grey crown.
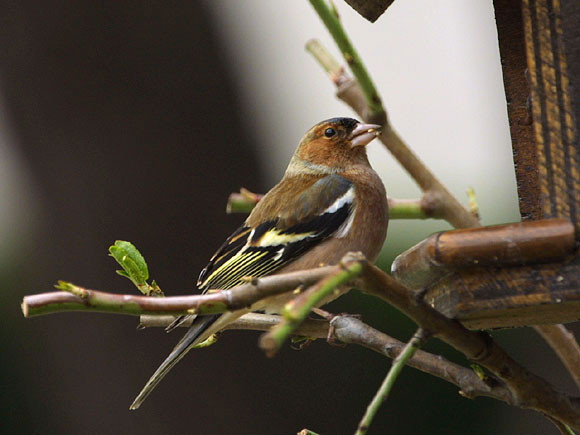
[322,117,360,130]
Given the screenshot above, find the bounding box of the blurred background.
[1,1,576,433]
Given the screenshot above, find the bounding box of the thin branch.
[259,255,364,357]
[305,37,479,228]
[141,312,329,336]
[391,216,580,404]
[305,6,580,430]
[305,38,345,85]
[309,0,384,120]
[535,325,580,391]
[304,18,578,427]
[356,328,428,435]
[21,264,340,318]
[21,251,580,427]
[328,315,511,402]
[18,2,579,432]
[358,260,580,430]
[226,188,263,214]
[140,312,512,403]
[307,16,580,428]
[227,187,433,220]
[387,198,428,220]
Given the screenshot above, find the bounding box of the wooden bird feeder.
[389,0,580,329]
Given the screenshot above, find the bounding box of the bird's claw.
[312,308,361,347]
[326,321,347,347]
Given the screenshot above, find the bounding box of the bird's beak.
[348,123,382,148]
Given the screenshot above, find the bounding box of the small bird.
[130,117,389,409]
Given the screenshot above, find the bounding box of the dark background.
[0,2,576,434]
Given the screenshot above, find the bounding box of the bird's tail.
[130,314,218,410]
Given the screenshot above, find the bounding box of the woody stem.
[305,24,480,228]
[355,329,427,435]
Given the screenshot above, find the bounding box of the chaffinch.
[130,117,389,409]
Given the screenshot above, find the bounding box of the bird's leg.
[291,306,364,350]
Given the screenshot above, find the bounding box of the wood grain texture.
[522,0,580,232]
[425,256,580,329]
[392,219,575,290]
[494,0,540,220]
[433,219,574,267]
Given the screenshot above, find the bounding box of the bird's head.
[288,117,382,174]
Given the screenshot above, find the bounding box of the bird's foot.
[290,336,315,351]
[311,308,361,347]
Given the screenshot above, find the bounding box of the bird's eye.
[324,128,336,138]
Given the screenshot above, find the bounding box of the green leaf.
[109,240,149,282]
[108,240,164,297]
[115,270,130,278]
[109,241,150,293]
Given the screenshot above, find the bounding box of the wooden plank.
[425,256,580,329]
[494,0,541,220]
[522,0,580,232]
[392,219,575,290]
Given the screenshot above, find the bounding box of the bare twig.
[328,315,511,402]
[142,312,329,336]
[358,260,580,429]
[356,328,427,435]
[226,188,263,214]
[140,312,512,403]
[309,0,384,120]
[19,2,580,433]
[305,38,345,85]
[535,324,580,391]
[226,188,433,220]
[305,37,479,229]
[259,255,364,357]
[387,197,428,220]
[21,264,339,318]
[21,251,580,427]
